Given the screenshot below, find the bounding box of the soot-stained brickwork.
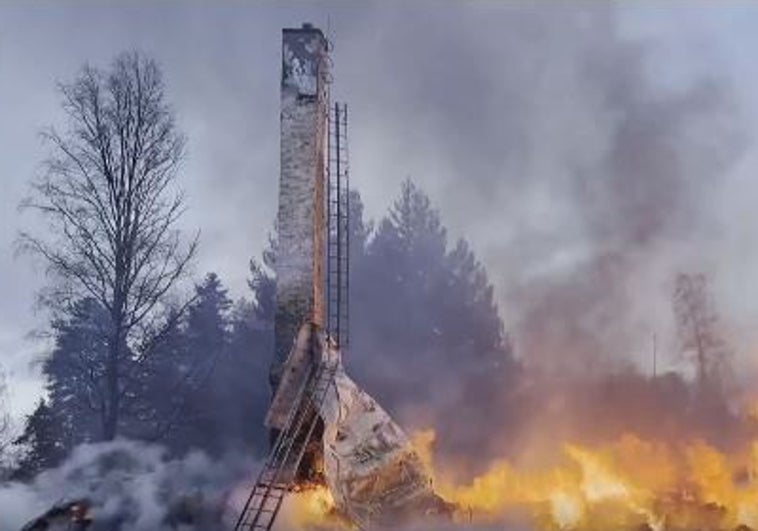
[271,25,328,392]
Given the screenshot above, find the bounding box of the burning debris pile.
[319,343,449,526]
[414,429,758,530]
[20,499,92,530]
[277,390,758,531]
[262,323,451,528]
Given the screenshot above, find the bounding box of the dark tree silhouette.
[349,180,515,460]
[42,298,112,446]
[139,267,272,457]
[12,400,66,480]
[147,273,233,453]
[673,273,731,394]
[19,52,197,441]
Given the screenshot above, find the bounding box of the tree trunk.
[103,282,126,441]
[103,325,121,441]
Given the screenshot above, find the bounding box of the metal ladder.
[327,102,350,350]
[233,359,338,530]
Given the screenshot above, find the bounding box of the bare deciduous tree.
[19,51,198,441]
[673,273,731,393]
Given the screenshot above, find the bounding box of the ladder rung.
[234,361,340,529]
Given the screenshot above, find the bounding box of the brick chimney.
[271,24,329,392]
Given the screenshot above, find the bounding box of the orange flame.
[276,484,354,530]
[273,430,758,529]
[411,430,758,530]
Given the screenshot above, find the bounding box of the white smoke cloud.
[0,439,257,530]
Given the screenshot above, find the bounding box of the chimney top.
[283,23,324,38]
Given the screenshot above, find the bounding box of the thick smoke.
[509,54,744,376]
[0,437,513,530]
[342,4,745,373]
[335,4,753,475]
[0,440,256,530]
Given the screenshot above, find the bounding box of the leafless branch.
[18,51,196,441]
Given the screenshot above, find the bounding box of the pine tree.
[145,268,272,456]
[43,298,113,445]
[186,273,232,358]
[12,400,66,480]
[350,180,515,433]
[146,273,233,454]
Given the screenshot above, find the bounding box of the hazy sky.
[3,1,758,422]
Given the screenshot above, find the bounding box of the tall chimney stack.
[271,24,329,392]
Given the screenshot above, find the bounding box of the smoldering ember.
[6,3,758,531]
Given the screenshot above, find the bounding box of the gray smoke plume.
[340,4,746,373]
[0,440,257,530]
[0,438,523,530]
[339,3,751,474]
